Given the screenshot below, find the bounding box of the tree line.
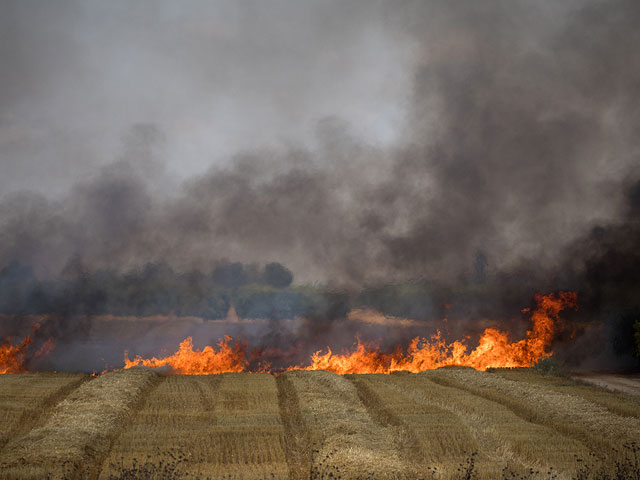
[0,260,345,319]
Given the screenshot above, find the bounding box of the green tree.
[211,262,247,288]
[263,262,293,288]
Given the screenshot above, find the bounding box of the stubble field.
[0,368,638,480]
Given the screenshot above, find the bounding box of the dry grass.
[0,369,158,479]
[276,373,312,480]
[284,370,408,479]
[0,369,638,479]
[389,370,588,479]
[100,372,289,480]
[492,369,640,419]
[0,373,88,452]
[348,373,481,479]
[427,368,640,462]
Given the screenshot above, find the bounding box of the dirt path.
[572,374,640,397]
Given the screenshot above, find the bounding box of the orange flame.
[123,335,248,374]
[297,291,577,374]
[0,334,32,374]
[34,338,55,359]
[120,292,577,375]
[0,323,52,374]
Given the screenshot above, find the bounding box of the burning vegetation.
[0,0,640,377]
[124,336,248,374]
[298,292,577,374]
[113,291,578,375]
[1,2,640,476]
[0,323,50,374]
[0,334,30,374]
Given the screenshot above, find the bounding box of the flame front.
[298,291,578,374]
[123,335,248,374]
[0,334,32,374]
[121,292,577,375]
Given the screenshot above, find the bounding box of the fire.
[34,338,55,359]
[298,291,577,374]
[0,323,52,374]
[124,335,248,374]
[0,334,32,374]
[120,292,577,375]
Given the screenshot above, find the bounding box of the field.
[0,369,638,480]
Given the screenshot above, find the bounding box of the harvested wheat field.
[0,368,638,480]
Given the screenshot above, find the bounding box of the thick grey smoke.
[0,1,639,287]
[0,0,408,195]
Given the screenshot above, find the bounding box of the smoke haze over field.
[1,1,640,372]
[1,0,639,285]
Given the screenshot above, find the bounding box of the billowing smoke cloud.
[2,0,638,284]
[1,1,639,370]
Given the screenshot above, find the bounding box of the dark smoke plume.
[0,1,639,371]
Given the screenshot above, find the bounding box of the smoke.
[1,1,639,370]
